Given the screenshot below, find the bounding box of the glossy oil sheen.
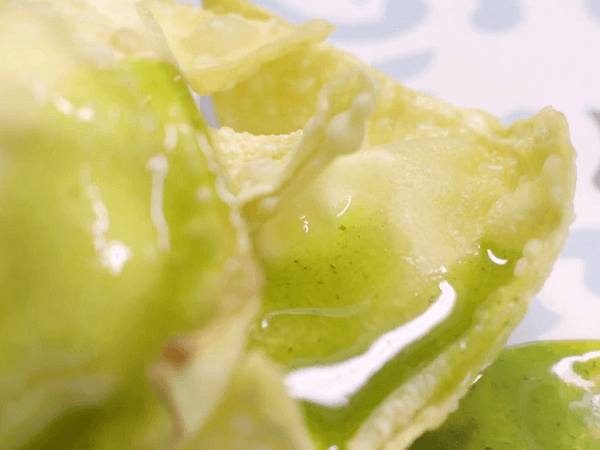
[249,193,520,449]
[0,57,239,450]
[410,341,600,450]
[250,204,442,369]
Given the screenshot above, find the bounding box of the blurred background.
[201,0,600,346]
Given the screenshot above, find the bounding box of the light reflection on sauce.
[261,295,372,329]
[471,373,483,386]
[53,93,75,116]
[299,215,309,233]
[552,351,600,431]
[336,195,353,217]
[284,281,456,407]
[487,248,508,265]
[83,167,132,275]
[147,154,171,251]
[551,350,600,391]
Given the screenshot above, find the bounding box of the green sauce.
[410,341,600,450]
[249,198,520,449]
[303,248,517,449]
[250,204,440,369]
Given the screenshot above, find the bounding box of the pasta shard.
[142,0,334,95]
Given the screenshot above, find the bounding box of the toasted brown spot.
[162,336,195,367]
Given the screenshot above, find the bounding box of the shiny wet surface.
[410,341,600,450]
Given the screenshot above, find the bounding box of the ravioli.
[0,1,259,449]
[0,1,579,450]
[410,341,600,450]
[195,1,575,449]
